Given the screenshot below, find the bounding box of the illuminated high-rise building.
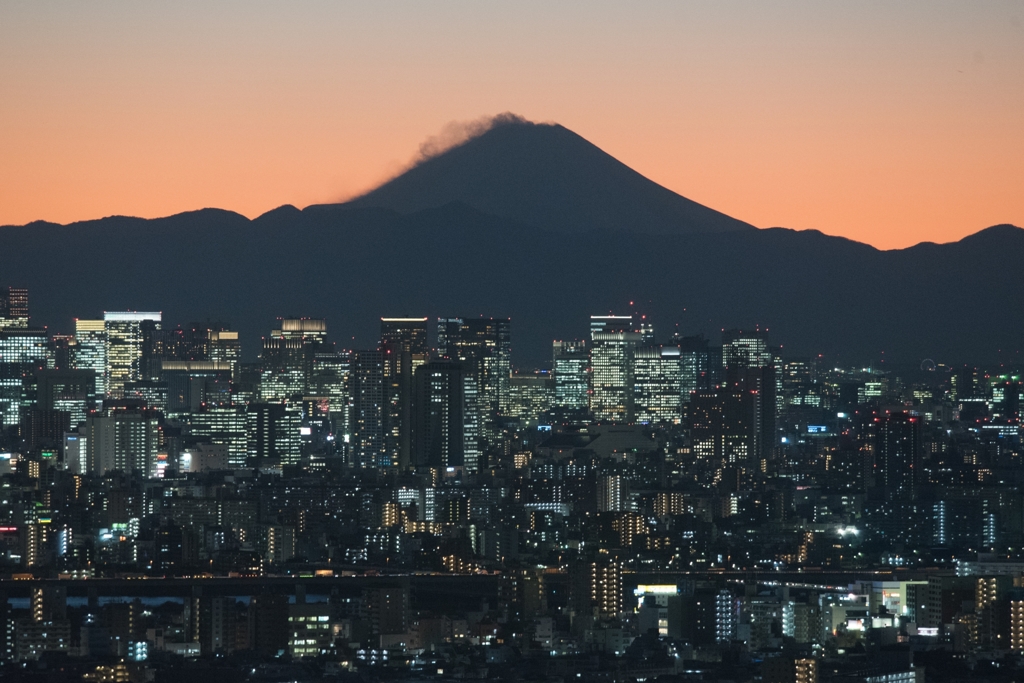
[633,345,682,424]
[160,360,233,417]
[246,402,301,467]
[508,370,554,427]
[689,389,755,465]
[85,403,161,476]
[208,330,241,378]
[436,317,510,446]
[310,349,350,435]
[104,312,162,398]
[570,552,623,619]
[597,474,627,512]
[553,340,588,410]
[0,327,50,427]
[721,329,777,466]
[722,328,771,369]
[875,411,921,502]
[675,334,718,404]
[349,349,386,468]
[190,406,248,468]
[589,316,641,423]
[73,319,108,398]
[411,359,481,473]
[260,318,329,401]
[33,368,96,427]
[0,287,29,330]
[381,317,429,471]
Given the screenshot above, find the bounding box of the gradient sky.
[2,1,1022,249]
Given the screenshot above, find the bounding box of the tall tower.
[589,316,641,423]
[381,318,429,471]
[349,349,386,469]
[436,317,511,449]
[553,340,588,410]
[721,328,777,466]
[73,319,108,400]
[411,359,480,473]
[104,312,162,398]
[260,318,328,401]
[875,411,921,501]
[633,345,683,424]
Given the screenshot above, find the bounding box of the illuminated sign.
[635,585,679,595]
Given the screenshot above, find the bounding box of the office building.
[589,316,642,423]
[381,317,429,471]
[85,403,161,476]
[0,327,50,427]
[160,360,233,416]
[190,406,248,468]
[260,318,329,401]
[0,287,29,330]
[675,334,718,403]
[412,359,481,473]
[73,319,108,398]
[633,345,683,424]
[33,368,95,427]
[246,403,301,467]
[508,370,554,427]
[104,312,162,398]
[437,317,511,446]
[553,340,588,410]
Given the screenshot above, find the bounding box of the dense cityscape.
[0,284,1022,683]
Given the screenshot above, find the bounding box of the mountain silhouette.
[345,115,754,235]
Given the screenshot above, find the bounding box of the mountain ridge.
[0,201,1021,367]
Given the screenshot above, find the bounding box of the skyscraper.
[104,312,162,398]
[633,345,683,424]
[73,319,108,398]
[722,328,771,369]
[589,316,641,423]
[381,317,429,471]
[85,403,161,476]
[208,330,241,379]
[675,334,717,405]
[411,359,480,473]
[721,329,777,465]
[246,402,301,467]
[260,318,328,401]
[310,349,350,436]
[349,349,386,469]
[690,387,756,468]
[553,340,588,410]
[875,411,921,501]
[0,327,50,427]
[436,317,510,447]
[0,287,29,330]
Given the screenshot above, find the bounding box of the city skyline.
[2,4,1023,679]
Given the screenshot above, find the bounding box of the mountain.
[345,115,754,235]
[1,201,1022,368]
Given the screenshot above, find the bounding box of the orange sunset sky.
[1,2,1022,249]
